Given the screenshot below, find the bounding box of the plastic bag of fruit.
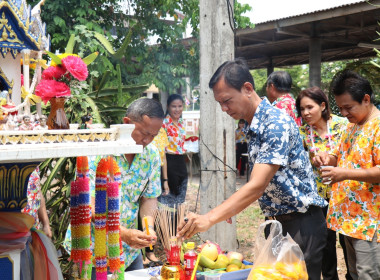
[247,220,308,280]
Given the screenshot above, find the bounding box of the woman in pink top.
[158,94,188,207]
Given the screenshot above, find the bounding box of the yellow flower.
[358,138,367,148]
[50,53,79,67]
[342,222,354,233]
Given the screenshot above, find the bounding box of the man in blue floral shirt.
[64,98,164,275]
[178,59,328,280]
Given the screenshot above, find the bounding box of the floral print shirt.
[327,116,380,242]
[152,127,169,166]
[163,115,186,155]
[299,115,348,199]
[248,98,327,216]
[64,144,162,267]
[235,128,248,144]
[272,94,302,126]
[21,167,41,228]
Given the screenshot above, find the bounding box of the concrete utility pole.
[199,0,237,251]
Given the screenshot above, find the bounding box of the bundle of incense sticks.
[154,203,188,262]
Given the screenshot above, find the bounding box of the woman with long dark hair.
[158,94,188,207]
[296,86,349,280]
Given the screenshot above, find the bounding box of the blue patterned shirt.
[248,98,327,216]
[64,144,161,267]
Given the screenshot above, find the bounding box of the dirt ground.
[174,174,349,279]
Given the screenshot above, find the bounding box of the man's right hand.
[121,228,157,249]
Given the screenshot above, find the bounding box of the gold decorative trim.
[0,12,23,44]
[0,1,44,49]
[0,163,38,208]
[19,198,27,209]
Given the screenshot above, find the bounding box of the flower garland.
[95,157,124,280]
[70,156,92,280]
[307,121,334,153]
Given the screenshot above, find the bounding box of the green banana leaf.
[46,51,62,65]
[82,52,99,65]
[65,34,76,54]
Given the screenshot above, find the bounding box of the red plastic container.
[184,242,197,280]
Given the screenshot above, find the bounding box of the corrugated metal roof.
[250,0,368,24]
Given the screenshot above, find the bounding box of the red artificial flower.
[35,79,71,104]
[61,55,88,81]
[42,65,67,80]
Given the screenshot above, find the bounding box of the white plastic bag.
[247,220,308,280]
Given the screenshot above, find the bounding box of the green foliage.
[234,2,255,29]
[30,0,124,51]
[39,157,76,277]
[121,0,253,95]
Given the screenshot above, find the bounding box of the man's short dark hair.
[126,98,165,121]
[266,71,292,93]
[209,58,255,91]
[330,70,373,104]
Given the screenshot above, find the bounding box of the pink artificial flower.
[21,74,24,86]
[35,79,71,104]
[42,65,67,80]
[61,55,88,81]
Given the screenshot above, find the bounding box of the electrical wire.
[200,135,237,173]
[226,0,236,33]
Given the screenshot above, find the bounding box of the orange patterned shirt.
[327,116,380,242]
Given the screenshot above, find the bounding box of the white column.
[22,49,31,115]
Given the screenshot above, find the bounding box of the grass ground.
[152,174,349,279]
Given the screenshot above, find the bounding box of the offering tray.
[0,124,142,163]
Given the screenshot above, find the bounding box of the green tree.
[30,0,124,50]
[34,0,253,97]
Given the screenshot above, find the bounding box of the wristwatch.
[163,179,168,181]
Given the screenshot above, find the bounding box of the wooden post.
[199,0,237,251]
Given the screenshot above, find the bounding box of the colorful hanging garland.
[70,156,92,280]
[94,157,124,280]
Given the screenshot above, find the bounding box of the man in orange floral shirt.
[314,70,380,280]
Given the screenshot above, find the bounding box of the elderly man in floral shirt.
[64,98,164,275]
[177,58,327,280]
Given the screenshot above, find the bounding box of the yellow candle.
[143,216,153,250]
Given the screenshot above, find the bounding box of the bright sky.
[239,0,365,24]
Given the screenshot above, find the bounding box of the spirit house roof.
[0,0,49,58]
